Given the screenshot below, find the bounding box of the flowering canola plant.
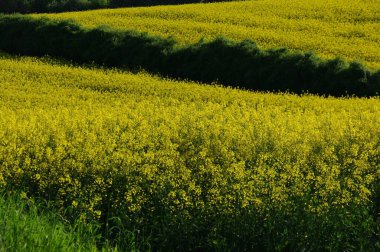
[37,0,380,70]
[0,55,380,250]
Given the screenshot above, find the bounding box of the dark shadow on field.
[0,15,379,97]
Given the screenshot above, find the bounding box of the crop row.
[1,55,380,250]
[0,15,379,97]
[40,0,380,70]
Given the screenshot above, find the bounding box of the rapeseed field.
[1,54,379,250]
[1,0,379,249]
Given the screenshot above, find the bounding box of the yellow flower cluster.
[37,0,380,70]
[0,55,379,248]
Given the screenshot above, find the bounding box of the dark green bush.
[0,14,379,97]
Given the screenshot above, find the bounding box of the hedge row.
[0,0,107,14]
[0,0,228,14]
[0,15,379,97]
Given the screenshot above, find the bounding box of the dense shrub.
[0,14,379,97]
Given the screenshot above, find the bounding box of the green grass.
[0,193,117,252]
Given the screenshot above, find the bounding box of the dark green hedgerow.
[0,14,379,97]
[0,0,232,14]
[0,0,108,14]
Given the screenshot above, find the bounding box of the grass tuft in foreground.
[0,193,117,252]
